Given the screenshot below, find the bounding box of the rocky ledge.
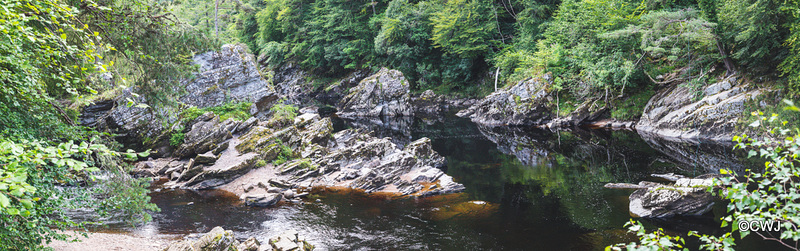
[605,173,717,218]
[636,75,762,142]
[163,226,313,251]
[135,110,465,207]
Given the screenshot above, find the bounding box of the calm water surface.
[112,116,783,250]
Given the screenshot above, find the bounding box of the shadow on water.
[106,115,782,250]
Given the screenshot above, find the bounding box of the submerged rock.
[457,75,552,126]
[338,68,413,118]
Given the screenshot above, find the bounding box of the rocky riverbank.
[456,73,764,142]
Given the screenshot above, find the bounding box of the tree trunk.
[716,40,735,75]
[215,0,219,39]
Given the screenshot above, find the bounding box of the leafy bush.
[170,132,186,147]
[0,140,157,249]
[272,140,296,166]
[611,88,655,120]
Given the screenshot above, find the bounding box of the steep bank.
[636,75,762,142]
[457,73,766,142]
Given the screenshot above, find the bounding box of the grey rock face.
[636,75,761,141]
[628,178,715,218]
[83,44,274,152]
[338,68,414,118]
[181,44,276,109]
[457,75,552,126]
[174,113,240,158]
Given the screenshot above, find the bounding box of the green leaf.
[0,194,9,208]
[19,199,32,209]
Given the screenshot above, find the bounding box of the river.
[107,115,784,250]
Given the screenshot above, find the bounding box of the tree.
[429,0,496,58]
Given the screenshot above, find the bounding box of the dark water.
[116,116,783,250]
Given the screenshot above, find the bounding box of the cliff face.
[636,75,762,142]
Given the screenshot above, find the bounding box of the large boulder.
[181,44,276,109]
[636,75,762,141]
[457,74,552,126]
[607,175,715,218]
[337,68,413,118]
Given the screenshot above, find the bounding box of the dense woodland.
[187,0,800,99]
[2,0,800,250]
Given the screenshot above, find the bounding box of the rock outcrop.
[605,174,716,218]
[162,227,313,251]
[233,116,465,197]
[411,90,478,119]
[154,110,464,205]
[456,75,552,126]
[174,112,241,158]
[87,89,177,152]
[181,44,276,109]
[636,75,762,141]
[270,64,370,105]
[338,68,414,118]
[82,44,277,152]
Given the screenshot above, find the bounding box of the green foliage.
[718,0,790,69]
[611,88,655,120]
[170,0,250,43]
[78,0,215,107]
[0,0,104,140]
[606,220,687,251]
[0,140,157,250]
[429,0,496,58]
[720,101,800,248]
[779,1,800,98]
[272,140,296,165]
[268,101,298,128]
[170,132,186,147]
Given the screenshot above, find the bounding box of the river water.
[113,115,784,250]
